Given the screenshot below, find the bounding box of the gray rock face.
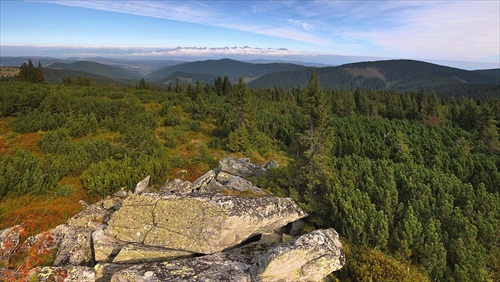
[113,244,193,264]
[53,225,93,266]
[109,242,270,282]
[249,228,345,282]
[218,157,266,178]
[106,193,307,254]
[29,266,95,282]
[225,175,267,195]
[160,178,193,194]
[109,229,345,282]
[92,229,126,262]
[68,200,112,231]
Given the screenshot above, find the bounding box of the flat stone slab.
[106,193,307,254]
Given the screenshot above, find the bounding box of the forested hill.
[145,58,305,83]
[46,61,141,80]
[250,59,500,97]
[2,56,498,97]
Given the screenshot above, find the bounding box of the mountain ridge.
[2,56,498,97]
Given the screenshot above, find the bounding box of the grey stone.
[249,228,345,282]
[218,157,266,178]
[113,189,129,199]
[113,244,193,264]
[192,169,216,192]
[134,175,151,194]
[226,175,267,195]
[159,178,193,194]
[106,193,307,254]
[109,241,274,282]
[94,263,129,281]
[68,201,112,230]
[53,225,93,266]
[93,229,126,262]
[29,266,95,282]
[216,171,234,184]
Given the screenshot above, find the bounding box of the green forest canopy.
[0,74,498,281]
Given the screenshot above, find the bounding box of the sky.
[1,0,499,69]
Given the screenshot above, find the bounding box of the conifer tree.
[298,69,332,189]
[227,77,252,152]
[17,59,44,83]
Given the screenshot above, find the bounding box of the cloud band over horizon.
[1,0,498,67]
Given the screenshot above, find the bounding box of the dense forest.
[0,68,498,281]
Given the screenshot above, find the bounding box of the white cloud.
[333,1,500,61]
[128,46,313,57]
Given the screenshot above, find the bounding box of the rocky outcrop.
[0,157,345,281]
[106,193,306,254]
[250,229,345,281]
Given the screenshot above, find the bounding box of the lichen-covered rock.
[106,193,307,254]
[102,196,122,211]
[53,225,93,266]
[113,189,130,199]
[29,266,95,282]
[110,248,257,282]
[105,194,157,243]
[109,241,275,282]
[192,169,216,192]
[134,175,151,194]
[94,262,129,281]
[215,172,266,195]
[0,225,23,262]
[93,229,126,262]
[218,157,266,178]
[68,200,112,230]
[226,175,267,195]
[160,178,193,194]
[113,244,193,264]
[249,228,345,281]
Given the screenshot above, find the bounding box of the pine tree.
[227,77,252,152]
[17,59,44,83]
[298,69,332,190]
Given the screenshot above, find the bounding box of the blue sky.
[1,0,499,68]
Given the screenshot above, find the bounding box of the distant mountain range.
[1,56,499,96]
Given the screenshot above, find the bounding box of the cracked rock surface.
[106,193,307,254]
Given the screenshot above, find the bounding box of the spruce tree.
[298,69,332,189]
[291,69,333,226]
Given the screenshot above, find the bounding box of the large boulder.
[109,242,271,282]
[110,229,345,282]
[218,157,266,178]
[52,225,93,267]
[249,228,345,281]
[106,193,307,254]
